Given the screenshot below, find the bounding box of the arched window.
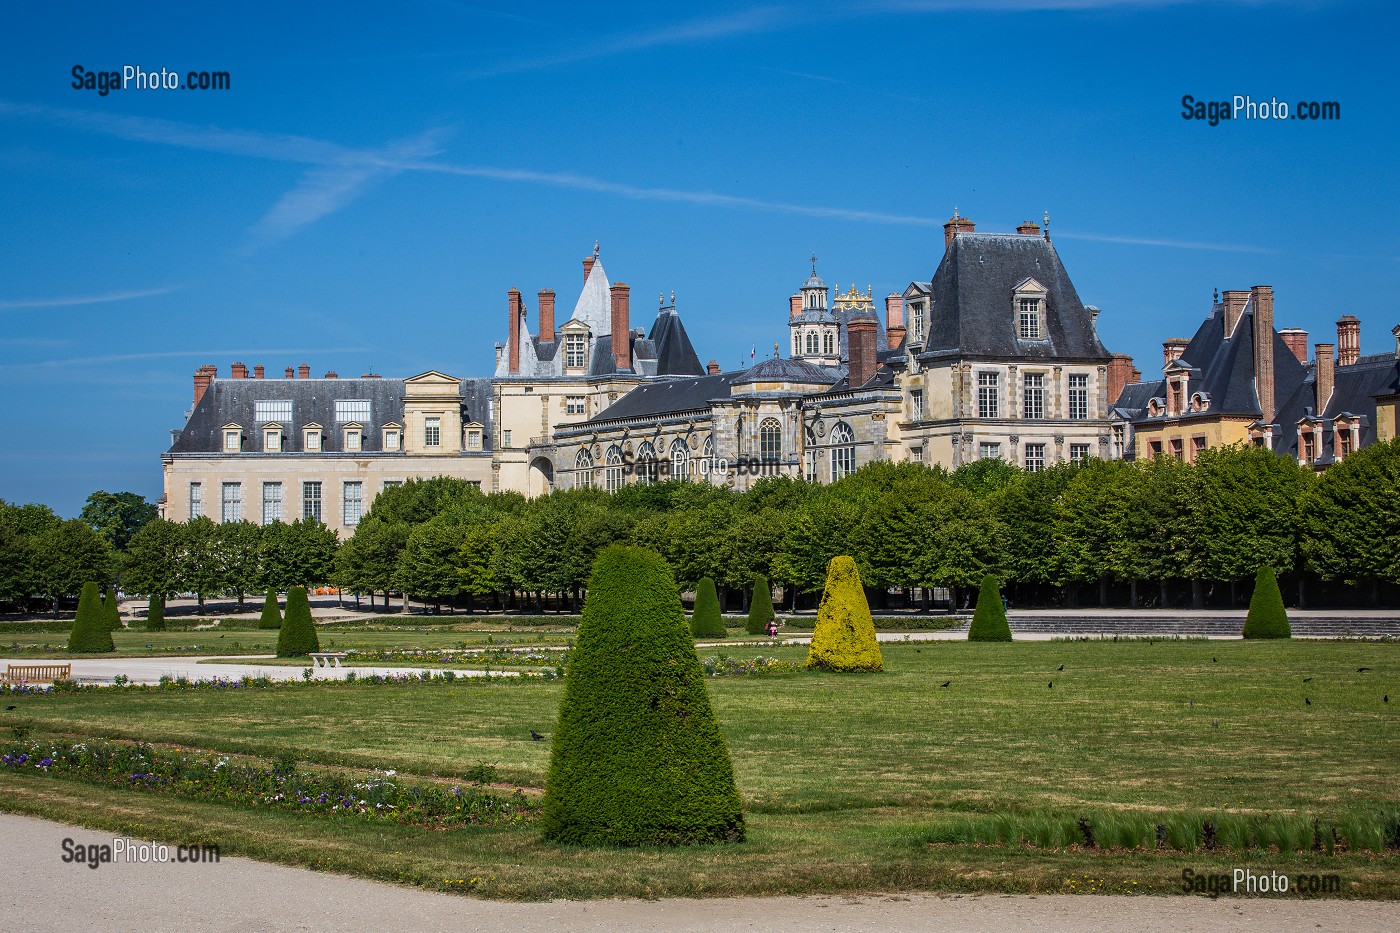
[670,437,690,481]
[830,422,856,480]
[806,331,818,354]
[574,448,594,489]
[823,331,834,355]
[605,445,624,492]
[636,441,658,485]
[759,418,781,462]
[804,427,818,482]
[793,333,801,356]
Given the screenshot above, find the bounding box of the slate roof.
[646,305,705,377]
[1274,352,1400,461]
[169,376,493,454]
[584,373,740,423]
[732,357,842,385]
[920,233,1109,360]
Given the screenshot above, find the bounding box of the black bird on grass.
[529,729,545,741]
[1303,677,1312,682]
[1057,664,1064,672]
[1048,681,1054,689]
[940,680,951,688]
[1212,657,1217,663]
[1384,695,1389,703]
[4,705,15,711]
[1357,667,1373,673]
[1305,697,1312,706]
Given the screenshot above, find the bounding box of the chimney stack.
[1250,286,1275,424]
[610,282,631,371]
[537,289,556,343]
[506,289,523,374]
[1106,354,1138,406]
[325,371,338,379]
[1221,290,1250,336]
[285,366,295,379]
[582,255,596,283]
[298,363,311,380]
[943,213,975,249]
[230,361,248,379]
[192,365,217,408]
[847,313,878,389]
[707,359,721,375]
[1336,315,1360,366]
[1279,328,1309,364]
[789,294,802,319]
[1016,220,1042,236]
[252,364,264,379]
[1315,343,1335,412]
[1161,339,1189,368]
[884,293,906,350]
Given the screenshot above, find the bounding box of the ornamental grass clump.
[690,577,726,638]
[68,582,115,653]
[967,574,1013,642]
[258,588,283,630]
[541,546,744,846]
[275,586,320,657]
[746,574,776,636]
[805,556,883,672]
[1242,566,1291,639]
[146,597,166,632]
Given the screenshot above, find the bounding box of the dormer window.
[907,301,925,343]
[222,424,243,452]
[304,423,323,452]
[565,333,587,369]
[1013,278,1048,340]
[1018,299,1042,339]
[1148,398,1164,417]
[382,423,401,451]
[263,424,283,452]
[464,422,483,450]
[343,423,363,452]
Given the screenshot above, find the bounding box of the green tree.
[806,556,884,672]
[1243,565,1291,639]
[456,523,500,612]
[260,519,338,591]
[1301,439,1400,587]
[181,517,224,612]
[333,518,410,609]
[395,516,466,610]
[121,518,186,608]
[258,588,282,630]
[540,545,744,846]
[216,520,262,609]
[914,490,1008,605]
[79,490,157,552]
[68,582,114,652]
[37,519,113,615]
[967,574,1012,642]
[1185,445,1309,585]
[746,573,776,636]
[690,577,726,637]
[275,586,320,656]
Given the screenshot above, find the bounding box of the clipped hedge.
[968,574,1013,642]
[806,556,883,672]
[258,588,283,630]
[103,587,123,632]
[146,597,166,632]
[275,586,320,657]
[68,582,115,652]
[1243,566,1291,639]
[541,546,744,846]
[690,577,726,638]
[746,574,776,636]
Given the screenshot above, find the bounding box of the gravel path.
[0,655,506,685]
[2,813,1392,932]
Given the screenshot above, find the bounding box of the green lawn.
[2,639,1397,898]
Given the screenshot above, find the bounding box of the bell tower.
[789,256,840,366]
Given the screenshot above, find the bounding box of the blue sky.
[1,1,1395,516]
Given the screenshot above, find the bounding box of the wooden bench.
[308,652,347,669]
[3,663,73,684]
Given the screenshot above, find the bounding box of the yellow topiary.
[806,556,884,672]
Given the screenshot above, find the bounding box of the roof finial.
[659,293,664,308]
[773,342,780,359]
[592,240,599,259]
[953,205,960,221]
[670,290,675,304]
[1213,287,1219,304]
[810,253,818,274]
[1043,210,1050,242]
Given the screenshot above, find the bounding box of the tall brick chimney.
[610,282,631,372]
[1315,343,1335,412]
[537,289,556,344]
[1221,290,1250,337]
[506,289,523,374]
[284,366,295,379]
[252,364,265,379]
[1336,315,1360,366]
[884,294,906,350]
[324,371,338,379]
[707,359,721,375]
[1016,220,1042,236]
[230,362,248,379]
[1279,328,1309,364]
[298,363,311,380]
[789,294,802,319]
[943,213,975,249]
[1161,339,1189,368]
[847,313,878,389]
[1251,285,1275,423]
[582,255,596,283]
[1106,354,1138,405]
[192,365,217,408]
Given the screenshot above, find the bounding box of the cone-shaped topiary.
[690,577,727,638]
[275,586,320,657]
[103,586,123,632]
[806,556,883,672]
[542,546,745,846]
[146,596,166,632]
[258,588,283,630]
[968,574,1013,642]
[1243,566,1291,639]
[746,574,776,636]
[68,582,115,652]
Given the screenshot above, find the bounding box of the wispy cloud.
[0,347,372,384]
[1055,230,1277,254]
[0,285,185,310]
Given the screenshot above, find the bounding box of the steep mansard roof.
[921,233,1109,360]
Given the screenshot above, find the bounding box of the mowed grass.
[2,639,1398,898]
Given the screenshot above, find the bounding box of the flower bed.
[700,654,805,677]
[0,668,555,697]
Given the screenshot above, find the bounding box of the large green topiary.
[258,588,283,630]
[275,586,320,657]
[690,577,727,638]
[746,574,776,636]
[541,546,744,846]
[146,596,166,632]
[68,582,115,652]
[968,574,1013,642]
[1243,566,1291,639]
[806,556,883,672]
[103,586,123,632]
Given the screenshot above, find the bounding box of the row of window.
[972,371,1090,421]
[901,295,1044,347]
[252,399,372,424]
[976,440,1092,470]
[793,330,837,357]
[192,480,377,527]
[1146,436,1211,462]
[222,420,487,453]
